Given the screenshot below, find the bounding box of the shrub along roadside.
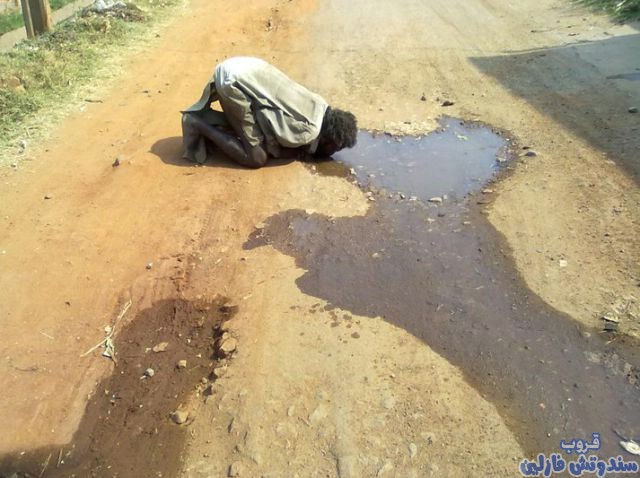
[575,0,640,21]
[0,1,179,163]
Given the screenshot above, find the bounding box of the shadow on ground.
[245,198,640,459]
[150,136,295,170]
[470,33,640,179]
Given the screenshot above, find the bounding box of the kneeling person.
[182,57,357,168]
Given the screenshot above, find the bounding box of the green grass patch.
[0,1,180,162]
[0,8,24,36]
[0,0,78,36]
[575,0,640,21]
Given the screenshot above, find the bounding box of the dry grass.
[0,1,181,165]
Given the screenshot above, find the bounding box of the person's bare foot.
[181,114,208,164]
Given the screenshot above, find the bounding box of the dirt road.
[0,0,638,476]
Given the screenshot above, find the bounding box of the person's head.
[314,107,357,157]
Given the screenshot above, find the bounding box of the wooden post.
[23,0,52,37]
[19,0,35,38]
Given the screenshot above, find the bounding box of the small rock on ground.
[218,337,238,356]
[152,341,169,352]
[213,365,228,378]
[170,409,189,424]
[228,461,244,476]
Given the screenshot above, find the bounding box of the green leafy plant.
[575,0,640,21]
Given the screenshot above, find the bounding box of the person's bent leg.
[182,113,267,169]
[181,113,207,163]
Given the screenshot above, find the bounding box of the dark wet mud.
[0,298,235,478]
[248,120,640,461]
[247,202,640,459]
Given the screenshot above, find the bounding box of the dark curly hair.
[315,107,357,157]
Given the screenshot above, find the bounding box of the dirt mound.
[0,298,236,478]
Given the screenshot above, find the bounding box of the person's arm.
[216,83,269,168]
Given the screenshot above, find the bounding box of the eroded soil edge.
[0,298,237,478]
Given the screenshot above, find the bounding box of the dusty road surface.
[1,0,639,476]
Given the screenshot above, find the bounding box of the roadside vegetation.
[0,8,22,36]
[0,0,180,163]
[0,0,77,36]
[576,0,640,20]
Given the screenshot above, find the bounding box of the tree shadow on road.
[244,200,640,461]
[470,33,640,180]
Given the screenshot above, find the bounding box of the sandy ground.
[0,0,638,476]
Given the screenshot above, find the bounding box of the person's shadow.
[150,136,298,170]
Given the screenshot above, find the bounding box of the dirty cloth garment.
[184,57,328,158]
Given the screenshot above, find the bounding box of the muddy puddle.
[250,118,640,461]
[313,117,511,201]
[0,298,236,478]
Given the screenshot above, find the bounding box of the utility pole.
[20,0,52,38]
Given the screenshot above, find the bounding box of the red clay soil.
[0,298,236,478]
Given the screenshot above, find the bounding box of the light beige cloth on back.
[184,57,328,157]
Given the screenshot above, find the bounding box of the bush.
[576,0,640,21]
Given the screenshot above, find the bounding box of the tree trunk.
[22,0,52,37]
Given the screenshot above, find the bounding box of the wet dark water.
[320,117,510,201]
[247,203,640,461]
[249,119,640,463]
